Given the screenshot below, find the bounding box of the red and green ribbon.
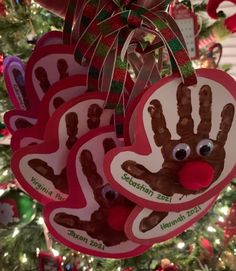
[69,0,197,137]
[63,0,79,44]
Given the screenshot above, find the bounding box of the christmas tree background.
[0,0,236,270]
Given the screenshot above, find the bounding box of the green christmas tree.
[0,1,236,271]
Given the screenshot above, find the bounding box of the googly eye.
[196,139,214,157]
[172,143,191,161]
[102,185,119,201]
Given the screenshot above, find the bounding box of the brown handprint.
[122,84,235,196]
[28,159,68,194]
[12,68,30,109]
[53,138,134,247]
[65,112,79,150]
[139,211,168,232]
[15,118,34,129]
[57,59,69,80]
[53,97,65,109]
[35,66,51,93]
[26,107,105,194]
[87,104,103,129]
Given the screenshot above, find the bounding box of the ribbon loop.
[128,10,143,28]
[98,10,143,37]
[113,0,135,9]
[63,0,80,44]
[122,0,135,6]
[72,0,198,137]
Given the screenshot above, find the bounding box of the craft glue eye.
[172,143,191,161]
[102,185,119,201]
[196,139,214,157]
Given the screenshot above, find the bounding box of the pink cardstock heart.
[11,92,114,204]
[104,69,236,212]
[44,126,149,258]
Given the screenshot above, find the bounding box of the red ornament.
[0,121,10,138]
[0,1,5,16]
[217,203,236,245]
[38,252,62,271]
[200,238,214,257]
[122,268,133,271]
[0,128,10,137]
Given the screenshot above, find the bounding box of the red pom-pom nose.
[178,161,215,191]
[107,206,133,231]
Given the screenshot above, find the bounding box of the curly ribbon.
[72,0,105,43]
[87,34,119,93]
[101,7,196,98]
[112,52,162,137]
[63,0,104,44]
[63,0,79,44]
[75,3,195,84]
[70,0,197,136]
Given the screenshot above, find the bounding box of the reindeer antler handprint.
[122,84,235,196]
[65,112,79,150]
[27,105,105,193]
[28,159,68,194]
[27,112,80,194]
[53,138,134,247]
[139,211,168,233]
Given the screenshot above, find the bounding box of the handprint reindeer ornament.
[44,126,149,258]
[104,69,236,212]
[122,84,233,195]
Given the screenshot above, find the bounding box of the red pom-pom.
[178,161,214,191]
[108,205,133,231]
